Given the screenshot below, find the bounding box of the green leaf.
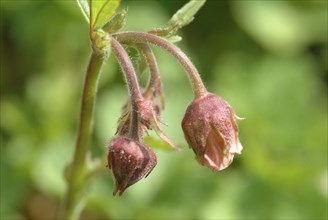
[143,136,176,151]
[149,0,206,38]
[91,0,120,29]
[166,35,182,43]
[102,9,127,33]
[76,0,90,23]
[168,0,206,28]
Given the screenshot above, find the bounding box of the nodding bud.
[116,88,163,137]
[136,98,180,151]
[116,96,179,150]
[181,93,243,171]
[107,137,157,196]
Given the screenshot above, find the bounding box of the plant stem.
[110,38,142,141]
[113,32,207,99]
[136,44,162,98]
[61,51,104,220]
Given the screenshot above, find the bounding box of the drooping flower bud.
[107,137,157,196]
[116,95,179,150]
[116,89,163,137]
[181,93,243,171]
[136,97,180,151]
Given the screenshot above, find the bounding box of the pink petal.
[204,130,233,171]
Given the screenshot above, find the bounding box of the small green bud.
[91,29,111,55]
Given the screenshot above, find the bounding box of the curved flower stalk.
[137,43,165,111]
[116,44,165,137]
[111,38,178,150]
[113,32,207,99]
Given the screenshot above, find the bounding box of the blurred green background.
[1,0,327,219]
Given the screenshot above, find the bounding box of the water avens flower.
[181,93,243,171]
[107,137,157,196]
[66,1,244,219]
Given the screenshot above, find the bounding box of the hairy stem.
[61,51,104,220]
[113,32,207,98]
[136,44,162,98]
[111,38,142,141]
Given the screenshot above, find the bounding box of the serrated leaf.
[143,136,177,152]
[168,0,206,27]
[149,0,205,38]
[91,0,120,29]
[76,0,90,23]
